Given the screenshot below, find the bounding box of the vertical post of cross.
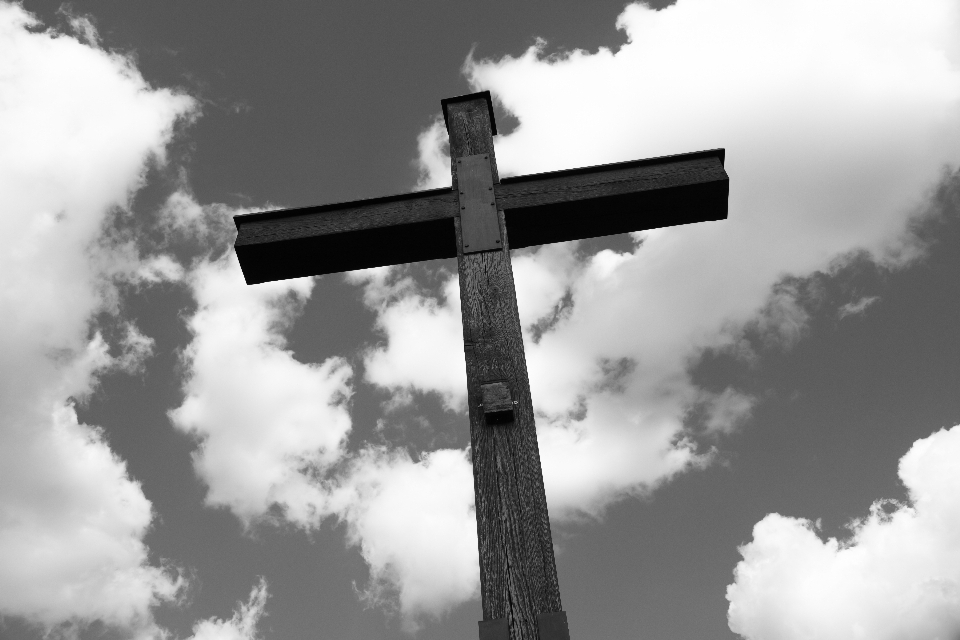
[442,91,570,640]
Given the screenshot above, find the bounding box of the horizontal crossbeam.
[234,148,728,284]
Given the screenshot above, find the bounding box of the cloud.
[170,249,353,526]
[701,387,755,435]
[0,399,185,637]
[839,295,880,319]
[0,2,195,635]
[360,0,960,522]
[2,0,478,633]
[187,579,269,640]
[414,118,451,190]
[160,188,239,249]
[727,424,960,640]
[116,322,157,373]
[171,251,480,629]
[347,267,467,412]
[329,447,479,632]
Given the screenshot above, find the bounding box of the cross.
[233,91,728,640]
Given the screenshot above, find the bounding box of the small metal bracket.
[457,154,502,253]
[480,381,514,425]
[536,611,571,640]
[478,618,509,640]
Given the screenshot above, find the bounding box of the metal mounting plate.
[457,154,502,253]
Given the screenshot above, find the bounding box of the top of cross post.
[441,90,498,136]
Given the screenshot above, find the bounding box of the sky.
[1,1,959,639]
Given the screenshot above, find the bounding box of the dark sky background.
[3,1,959,639]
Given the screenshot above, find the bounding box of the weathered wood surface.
[447,95,563,640]
[234,149,727,284]
[234,187,457,284]
[500,151,726,249]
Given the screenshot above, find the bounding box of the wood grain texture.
[232,150,726,284]
[234,188,458,284]
[236,186,455,243]
[498,152,728,249]
[447,97,562,640]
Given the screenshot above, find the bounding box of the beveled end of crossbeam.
[442,90,498,136]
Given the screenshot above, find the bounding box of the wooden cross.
[233,91,728,640]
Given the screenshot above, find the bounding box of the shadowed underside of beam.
[233,148,728,284]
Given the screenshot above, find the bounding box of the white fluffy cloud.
[187,579,269,640]
[328,447,479,632]
[369,0,960,523]
[1,0,480,634]
[727,424,960,639]
[170,251,353,525]
[170,243,479,628]
[0,2,196,635]
[347,267,467,412]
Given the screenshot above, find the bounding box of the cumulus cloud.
[727,424,960,640]
[170,250,353,525]
[0,399,185,636]
[0,2,196,635]
[414,118,452,190]
[160,188,239,248]
[187,579,269,640]
[328,447,479,632]
[347,267,467,412]
[169,249,480,628]
[1,0,477,633]
[360,0,960,522]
